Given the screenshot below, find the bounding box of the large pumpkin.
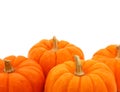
[0,55,45,92]
[28,36,84,76]
[92,44,120,92]
[44,55,116,92]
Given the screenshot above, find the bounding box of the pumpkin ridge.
[66,75,74,92]
[62,43,72,48]
[56,49,70,64]
[52,73,73,92]
[93,49,109,57]
[67,75,80,92]
[12,58,27,68]
[106,48,116,58]
[45,66,69,92]
[90,67,108,74]
[44,40,53,50]
[78,76,81,92]
[16,71,34,92]
[29,47,48,60]
[90,62,111,72]
[106,48,114,55]
[85,61,112,73]
[58,40,69,48]
[114,61,120,91]
[66,46,84,59]
[30,39,53,51]
[6,74,9,92]
[38,49,47,64]
[86,74,95,92]
[34,48,47,63]
[16,65,42,75]
[39,51,56,76]
[42,41,52,50]
[102,49,112,57]
[10,73,33,92]
[82,61,98,72]
[80,75,96,92]
[91,62,113,74]
[16,61,44,76]
[64,62,75,73]
[93,72,111,92]
[88,73,108,92]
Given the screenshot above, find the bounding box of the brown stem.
[116,45,120,60]
[74,55,84,76]
[4,60,14,73]
[52,36,58,51]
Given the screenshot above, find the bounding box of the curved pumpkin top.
[93,45,118,58]
[92,44,120,70]
[28,36,84,62]
[44,56,116,92]
[1,55,43,73]
[0,55,45,92]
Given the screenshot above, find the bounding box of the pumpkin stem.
[74,55,84,76]
[4,60,14,73]
[116,45,120,59]
[52,36,58,51]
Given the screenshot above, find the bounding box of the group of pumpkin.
[0,36,120,92]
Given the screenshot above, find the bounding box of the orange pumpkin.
[0,55,45,92]
[44,55,117,92]
[28,36,84,76]
[92,44,120,92]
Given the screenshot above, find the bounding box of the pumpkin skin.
[0,55,45,92]
[92,44,120,92]
[44,55,117,92]
[28,36,84,76]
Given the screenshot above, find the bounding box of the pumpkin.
[0,55,45,92]
[92,44,120,92]
[28,36,84,76]
[44,55,116,92]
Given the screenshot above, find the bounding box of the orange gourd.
[28,36,84,76]
[92,44,120,92]
[44,55,117,92]
[0,55,45,92]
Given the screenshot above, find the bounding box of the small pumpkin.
[92,44,120,92]
[44,55,116,92]
[0,55,45,92]
[28,36,84,76]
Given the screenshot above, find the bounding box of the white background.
[0,0,120,60]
